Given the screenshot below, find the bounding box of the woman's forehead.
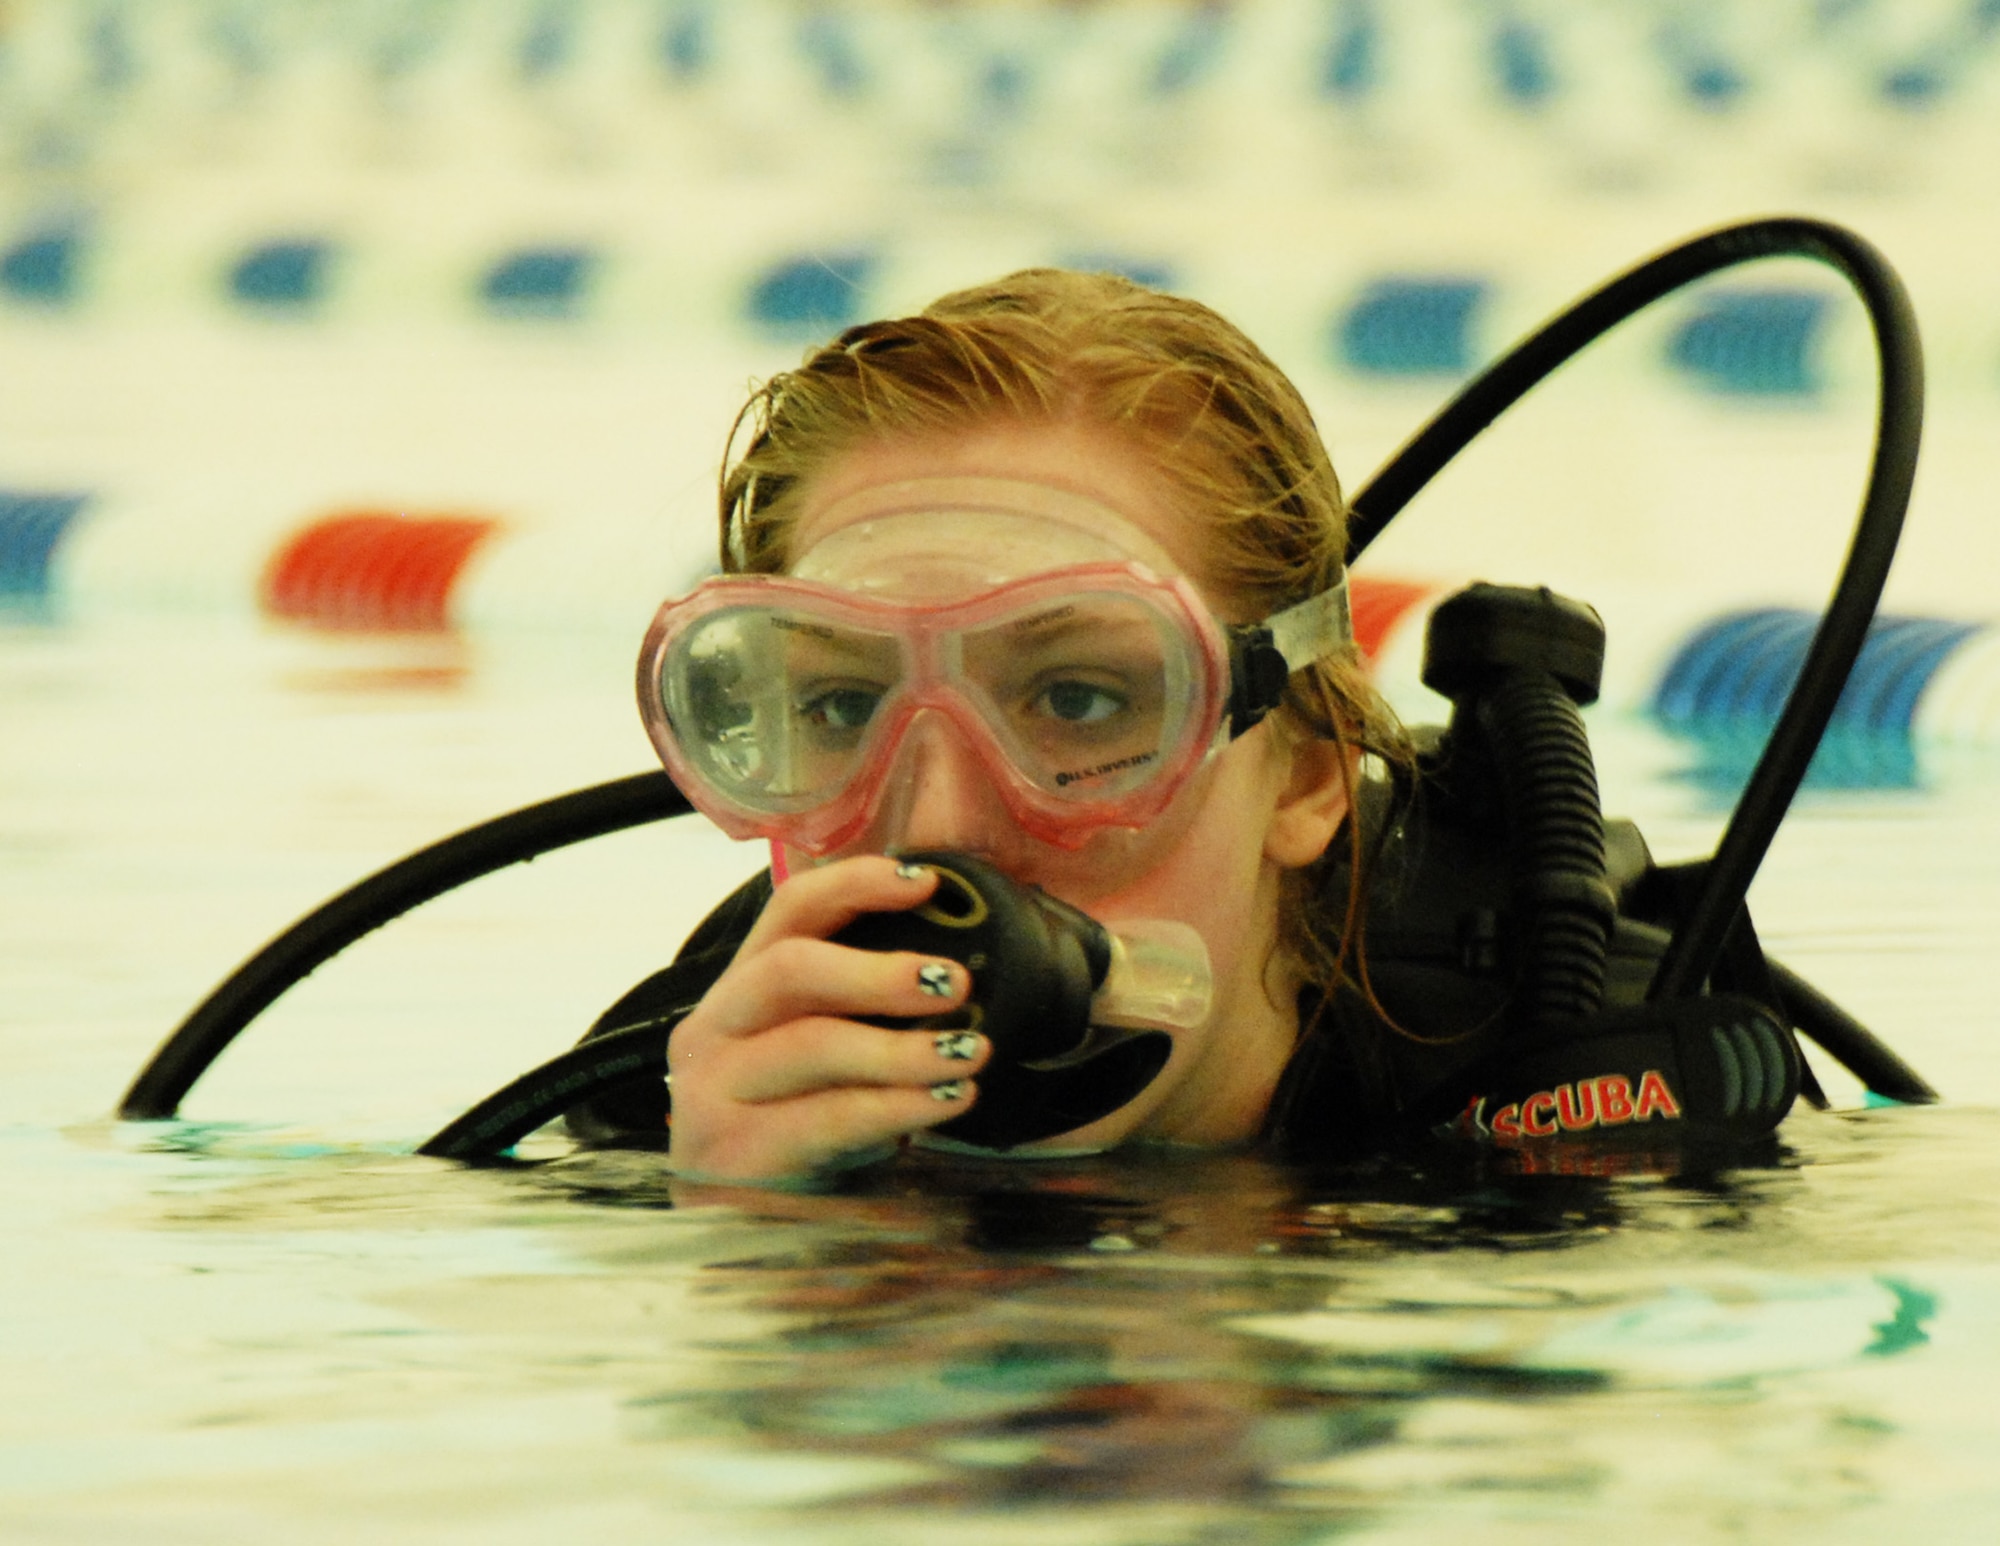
[791,481,1181,597]
[786,423,1204,582]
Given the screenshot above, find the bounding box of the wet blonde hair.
[718,268,1409,1002]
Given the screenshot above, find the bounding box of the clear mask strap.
[1265,574,1353,672]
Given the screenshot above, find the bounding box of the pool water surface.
[6,613,2000,1542]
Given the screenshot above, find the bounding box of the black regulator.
[831,853,1176,1151]
[1360,582,1809,1145]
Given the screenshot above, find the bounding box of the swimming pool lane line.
[17,501,1999,763]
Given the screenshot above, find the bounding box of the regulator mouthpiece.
[829,851,1209,1151]
[1094,919,1212,1031]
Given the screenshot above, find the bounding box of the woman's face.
[781,417,1350,1148]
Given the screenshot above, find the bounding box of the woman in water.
[615,268,1412,1184]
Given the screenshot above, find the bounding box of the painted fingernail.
[934,1030,982,1062]
[895,861,928,881]
[916,961,955,997]
[930,1079,969,1102]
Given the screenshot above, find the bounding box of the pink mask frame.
[636,562,1233,856]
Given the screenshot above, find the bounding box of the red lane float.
[1348,575,1439,661]
[261,511,500,630]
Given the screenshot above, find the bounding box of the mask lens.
[663,606,906,810]
[957,591,1197,803]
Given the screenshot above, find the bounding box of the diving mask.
[637,558,1351,855]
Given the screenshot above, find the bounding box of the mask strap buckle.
[1224,576,1353,737]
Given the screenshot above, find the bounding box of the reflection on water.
[10,1106,1984,1543]
[607,1155,1615,1525]
[511,1116,1999,1542]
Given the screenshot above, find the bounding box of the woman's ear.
[1264,733,1354,869]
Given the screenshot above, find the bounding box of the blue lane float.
[1872,4,2000,109]
[658,0,713,82]
[480,246,595,318]
[796,9,867,98]
[1335,277,1488,377]
[0,491,92,606]
[228,239,332,312]
[1654,610,1983,739]
[1880,59,1948,108]
[0,228,82,306]
[1666,288,1828,397]
[1319,0,1381,102]
[1655,21,1749,110]
[1490,17,1558,107]
[517,1,576,81]
[1651,608,1985,788]
[746,251,876,339]
[1149,4,1229,97]
[85,5,137,93]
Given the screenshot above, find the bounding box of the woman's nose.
[878,711,1012,855]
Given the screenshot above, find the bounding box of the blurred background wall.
[0,0,1994,644]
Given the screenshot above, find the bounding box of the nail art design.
[934,1030,981,1062]
[895,861,927,881]
[916,961,955,996]
[929,1079,969,1102]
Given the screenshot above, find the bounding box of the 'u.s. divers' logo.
[1454,1071,1682,1143]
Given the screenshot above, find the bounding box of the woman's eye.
[798,685,885,731]
[1034,679,1127,724]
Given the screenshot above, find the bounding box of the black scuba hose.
[418,1011,690,1161]
[1422,584,1617,1041]
[1476,670,1611,1035]
[1347,216,1923,1007]
[1767,956,1936,1104]
[119,771,692,1120]
[1608,916,1937,1104]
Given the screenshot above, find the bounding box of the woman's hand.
[664,856,991,1184]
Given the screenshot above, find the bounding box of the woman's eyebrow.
[1001,609,1156,650]
[1002,603,1083,639]
[779,626,899,668]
